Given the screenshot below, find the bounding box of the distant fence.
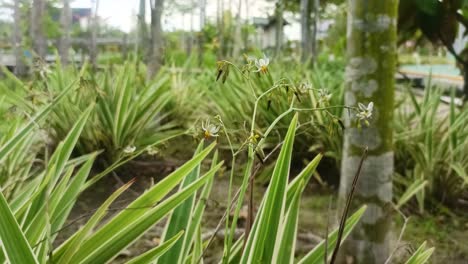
[0,36,137,67]
[0,53,85,67]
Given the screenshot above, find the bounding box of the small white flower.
[318,89,332,104]
[245,55,256,63]
[356,102,374,121]
[298,82,312,93]
[123,145,136,154]
[254,54,270,74]
[34,59,51,79]
[202,120,220,139]
[146,146,158,156]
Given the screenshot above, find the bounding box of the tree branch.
[454,11,468,35]
[438,32,467,66]
[330,147,368,264]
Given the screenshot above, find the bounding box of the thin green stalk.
[223,149,254,263]
[223,156,237,259]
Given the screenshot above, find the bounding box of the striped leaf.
[0,190,38,264]
[241,114,298,263]
[298,205,367,264]
[126,231,185,264]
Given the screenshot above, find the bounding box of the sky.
[72,0,137,32]
[71,0,276,32]
[0,0,299,40]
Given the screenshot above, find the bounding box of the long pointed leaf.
[158,142,205,264]
[0,191,38,264]
[298,205,367,264]
[126,231,185,264]
[68,162,223,264]
[242,114,298,263]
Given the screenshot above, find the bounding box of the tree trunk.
[463,65,468,101]
[232,0,242,58]
[243,0,249,50]
[31,0,46,58]
[217,0,225,59]
[147,0,165,80]
[300,0,311,62]
[275,1,283,57]
[59,0,71,65]
[187,5,194,55]
[121,34,128,59]
[339,0,399,263]
[198,0,206,65]
[216,0,220,29]
[89,0,100,69]
[311,0,319,62]
[138,0,148,61]
[13,0,26,76]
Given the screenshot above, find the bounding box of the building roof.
[252,16,288,30]
[72,8,92,23]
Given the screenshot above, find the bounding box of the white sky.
[0,0,299,40]
[71,0,276,32]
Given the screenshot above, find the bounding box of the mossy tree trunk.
[339,0,399,263]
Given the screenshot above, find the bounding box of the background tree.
[59,0,71,65]
[232,0,243,58]
[274,0,284,57]
[31,0,46,58]
[13,0,26,75]
[198,0,206,65]
[188,0,195,55]
[89,0,99,69]
[283,0,322,63]
[310,0,319,60]
[300,0,311,62]
[138,0,148,61]
[242,0,251,50]
[164,0,197,56]
[147,0,165,79]
[398,0,468,100]
[339,0,398,263]
[216,0,222,58]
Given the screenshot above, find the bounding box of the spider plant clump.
[394,85,468,212]
[0,59,434,264]
[0,0,455,260]
[0,88,222,263]
[0,84,366,264]
[1,61,182,162]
